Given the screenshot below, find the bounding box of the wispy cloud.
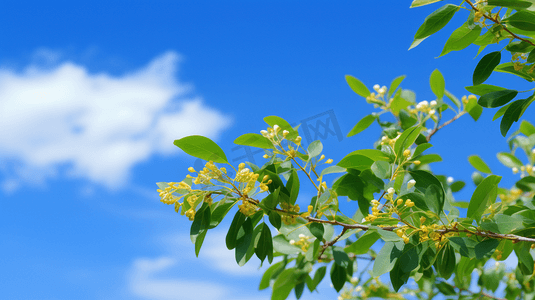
[0,51,232,191]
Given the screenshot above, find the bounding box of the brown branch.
[426,111,466,142]
[465,0,535,47]
[318,227,348,259]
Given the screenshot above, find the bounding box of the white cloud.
[128,256,230,300]
[0,51,232,190]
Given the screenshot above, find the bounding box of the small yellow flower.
[403,149,411,157]
[188,167,195,172]
[413,160,421,166]
[325,159,333,164]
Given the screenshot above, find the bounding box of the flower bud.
[373,84,380,91]
[387,187,395,195]
[325,158,333,164]
[403,149,411,157]
[273,125,280,132]
[447,176,454,183]
[513,167,519,174]
[188,167,195,172]
[407,179,416,189]
[430,100,437,106]
[294,136,302,144]
[282,130,289,137]
[413,160,421,165]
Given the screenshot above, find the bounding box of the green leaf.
[413,143,433,157]
[287,169,300,204]
[259,261,284,290]
[437,243,456,279]
[495,62,535,82]
[226,211,246,250]
[347,114,377,137]
[451,181,466,192]
[436,281,456,295]
[410,0,443,7]
[273,235,302,255]
[501,99,526,136]
[487,0,533,9]
[517,176,535,192]
[493,102,512,121]
[345,149,390,162]
[268,211,282,230]
[497,152,524,168]
[272,268,298,300]
[465,84,506,96]
[410,4,459,49]
[345,231,380,255]
[307,140,323,158]
[514,242,534,275]
[337,154,375,170]
[388,75,406,98]
[473,51,501,85]
[465,96,483,121]
[194,230,207,257]
[430,69,445,99]
[394,125,424,157]
[371,161,390,179]
[478,89,518,108]
[528,48,535,63]
[445,90,461,109]
[235,218,253,265]
[505,11,535,31]
[475,239,500,259]
[417,154,443,165]
[307,266,326,292]
[506,40,534,53]
[308,223,324,241]
[467,175,502,221]
[440,22,482,56]
[174,135,228,164]
[319,165,347,177]
[520,120,535,136]
[330,263,346,292]
[495,214,524,233]
[425,184,444,216]
[468,155,492,173]
[409,170,445,214]
[234,133,274,149]
[345,75,370,98]
[372,242,398,277]
[263,116,298,140]
[333,247,351,268]
[255,223,274,263]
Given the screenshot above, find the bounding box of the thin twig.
[465,0,535,47]
[426,111,466,142]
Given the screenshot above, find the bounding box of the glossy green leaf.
[319,165,347,177]
[410,170,445,213]
[450,181,466,192]
[330,263,346,292]
[333,247,350,268]
[478,89,518,108]
[308,223,324,241]
[475,239,499,259]
[345,149,390,162]
[495,214,524,233]
[473,51,501,85]
[487,0,533,9]
[235,218,253,265]
[467,175,502,220]
[410,0,443,7]
[345,75,370,98]
[495,63,535,82]
[347,114,376,137]
[287,169,300,204]
[497,152,524,168]
[345,231,380,255]
[413,143,433,157]
[505,11,535,31]
[501,99,526,136]
[307,266,326,292]
[394,125,424,157]
[506,40,534,53]
[174,135,228,164]
[493,102,512,121]
[226,211,246,250]
[437,243,456,279]
[255,223,273,263]
[430,69,445,99]
[517,176,535,192]
[234,133,274,149]
[440,22,481,56]
[528,48,535,63]
[388,75,406,98]
[465,84,506,96]
[410,4,459,49]
[272,268,298,300]
[468,155,492,173]
[417,153,442,165]
[194,230,207,257]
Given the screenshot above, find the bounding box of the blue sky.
[1,1,533,299]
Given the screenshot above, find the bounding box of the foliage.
[157,1,535,299]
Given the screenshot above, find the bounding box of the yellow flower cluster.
[364,199,382,222]
[189,161,224,185]
[380,132,401,147]
[408,100,437,116]
[238,198,258,216]
[280,202,300,225]
[289,233,311,252]
[461,94,477,105]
